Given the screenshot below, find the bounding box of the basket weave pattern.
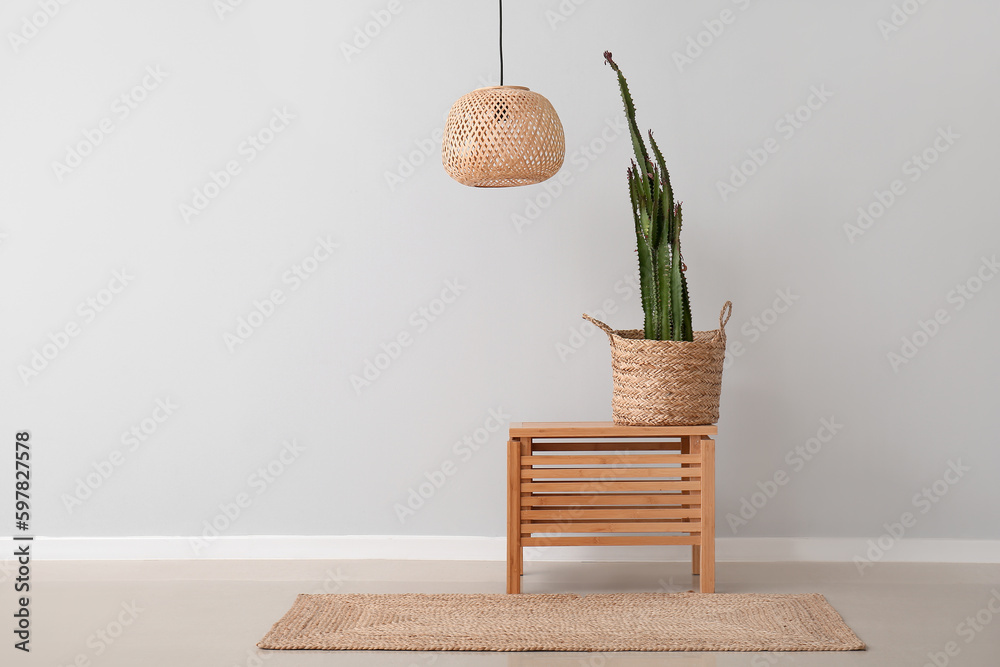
[442,86,565,188]
[585,302,732,426]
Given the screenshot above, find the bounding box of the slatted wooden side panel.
[520,440,703,544]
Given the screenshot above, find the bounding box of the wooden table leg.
[681,435,701,575]
[683,435,700,576]
[506,438,521,593]
[699,437,716,593]
[518,438,530,584]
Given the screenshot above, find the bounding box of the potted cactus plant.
[584,51,731,426]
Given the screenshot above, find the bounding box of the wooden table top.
[509,422,717,437]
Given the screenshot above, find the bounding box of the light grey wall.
[2,0,998,546]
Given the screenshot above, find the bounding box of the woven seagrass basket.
[583,301,732,426]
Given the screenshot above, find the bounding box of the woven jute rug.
[257,592,865,652]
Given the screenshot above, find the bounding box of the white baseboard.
[2,535,999,563]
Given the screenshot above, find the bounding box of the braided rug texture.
[257,592,865,652]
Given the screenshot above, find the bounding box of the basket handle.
[582,314,614,339]
[719,301,733,343]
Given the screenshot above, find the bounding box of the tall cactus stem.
[606,51,693,342]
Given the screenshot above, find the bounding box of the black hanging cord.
[498,0,504,85]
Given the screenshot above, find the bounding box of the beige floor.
[7,559,999,666]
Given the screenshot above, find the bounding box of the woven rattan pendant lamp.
[442,1,565,187]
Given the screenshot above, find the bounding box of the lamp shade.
[442,86,565,188]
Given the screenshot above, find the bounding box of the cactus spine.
[605,51,693,342]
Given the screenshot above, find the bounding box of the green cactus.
[605,51,693,342]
